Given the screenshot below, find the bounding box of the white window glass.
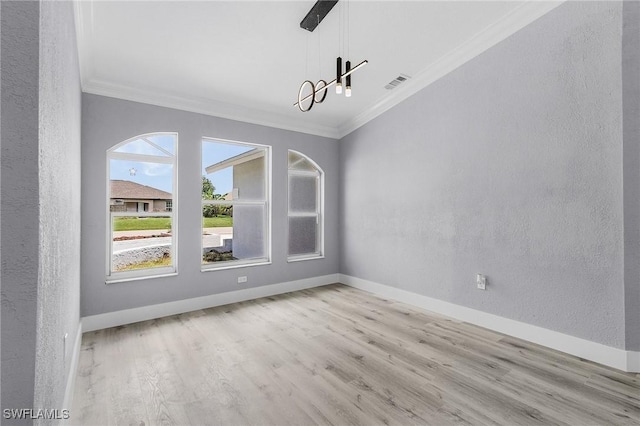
[107,133,177,281]
[288,150,323,260]
[202,138,270,269]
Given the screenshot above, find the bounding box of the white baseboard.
[339,274,639,373]
[628,351,640,373]
[82,274,339,332]
[62,321,83,418]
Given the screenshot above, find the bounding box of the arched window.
[106,133,177,281]
[288,150,323,261]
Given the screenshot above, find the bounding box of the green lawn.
[203,216,233,228]
[113,216,232,231]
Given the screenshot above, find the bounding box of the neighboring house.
[110,179,172,212]
[204,148,265,259]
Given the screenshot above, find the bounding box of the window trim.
[105,132,178,284]
[287,150,324,262]
[201,137,272,271]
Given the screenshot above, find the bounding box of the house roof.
[204,148,265,175]
[110,180,172,200]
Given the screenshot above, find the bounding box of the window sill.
[287,254,324,263]
[106,271,178,285]
[201,259,271,272]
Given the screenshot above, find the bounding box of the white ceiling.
[74,1,563,139]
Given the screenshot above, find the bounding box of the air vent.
[385,74,411,90]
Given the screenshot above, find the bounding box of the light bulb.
[336,83,342,94]
[345,87,352,97]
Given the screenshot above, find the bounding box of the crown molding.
[337,1,565,139]
[75,1,338,139]
[75,1,563,141]
[72,0,93,88]
[82,78,340,139]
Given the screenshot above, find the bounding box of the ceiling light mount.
[300,0,339,32]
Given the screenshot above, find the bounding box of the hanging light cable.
[345,0,352,97]
[336,2,343,94]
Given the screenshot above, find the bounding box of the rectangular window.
[202,138,270,270]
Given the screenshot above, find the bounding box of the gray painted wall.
[1,0,82,419]
[339,2,627,348]
[81,94,339,316]
[35,0,82,412]
[1,1,41,418]
[623,0,640,352]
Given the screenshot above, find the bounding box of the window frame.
[201,137,272,272]
[287,150,324,262]
[105,132,178,283]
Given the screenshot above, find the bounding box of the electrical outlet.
[476,274,486,290]
[237,276,248,284]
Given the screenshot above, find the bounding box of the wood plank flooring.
[71,284,640,425]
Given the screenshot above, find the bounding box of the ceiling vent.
[385,74,411,90]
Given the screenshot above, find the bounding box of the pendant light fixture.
[336,57,343,94]
[294,0,367,112]
[345,60,352,97]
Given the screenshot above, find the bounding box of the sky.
[109,135,252,195]
[202,140,253,195]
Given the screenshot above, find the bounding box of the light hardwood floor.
[72,284,640,425]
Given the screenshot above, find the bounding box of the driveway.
[113,227,233,253]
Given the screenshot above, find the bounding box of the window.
[288,150,323,260]
[202,138,270,269]
[107,133,177,281]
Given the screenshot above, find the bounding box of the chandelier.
[294,0,368,112]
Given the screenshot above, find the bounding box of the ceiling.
[74,1,563,139]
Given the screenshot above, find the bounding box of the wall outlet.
[476,274,486,290]
[237,276,248,284]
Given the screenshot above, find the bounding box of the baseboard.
[62,321,83,419]
[628,351,640,372]
[82,274,339,332]
[339,274,639,373]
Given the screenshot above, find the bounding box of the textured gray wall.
[339,2,627,348]
[1,0,81,418]
[1,1,41,419]
[35,0,82,413]
[81,94,339,316]
[623,0,640,352]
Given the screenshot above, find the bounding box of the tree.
[202,176,228,217]
[202,176,215,200]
